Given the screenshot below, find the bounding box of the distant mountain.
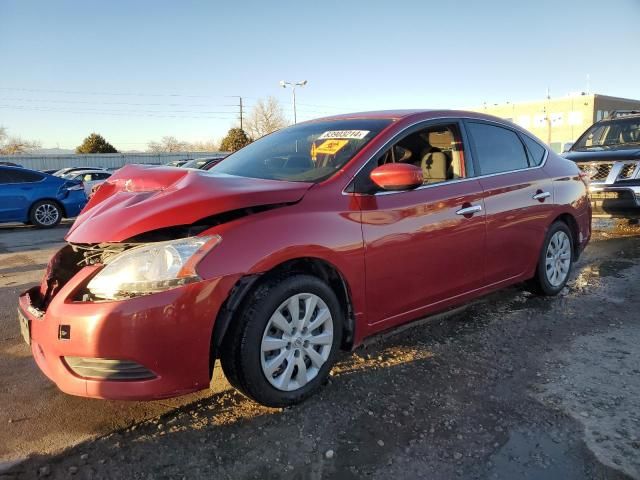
[33,148,75,155]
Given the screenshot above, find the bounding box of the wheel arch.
[552,212,581,260]
[29,198,66,219]
[209,256,356,377]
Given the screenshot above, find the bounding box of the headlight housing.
[86,235,221,300]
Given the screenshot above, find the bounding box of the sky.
[1,0,639,151]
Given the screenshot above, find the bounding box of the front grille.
[64,357,156,381]
[578,161,639,184]
[619,163,638,179]
[577,162,612,181]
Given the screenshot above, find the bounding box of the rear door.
[465,121,556,285]
[354,120,487,328]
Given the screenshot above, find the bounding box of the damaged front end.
[31,164,313,308]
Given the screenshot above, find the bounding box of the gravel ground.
[1,221,640,479]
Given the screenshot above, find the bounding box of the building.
[472,93,640,153]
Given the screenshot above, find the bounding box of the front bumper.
[18,265,238,400]
[589,185,640,218]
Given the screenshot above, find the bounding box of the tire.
[29,200,62,228]
[220,274,343,407]
[528,221,574,296]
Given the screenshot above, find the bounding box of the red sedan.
[18,110,591,407]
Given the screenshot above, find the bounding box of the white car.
[61,169,112,196]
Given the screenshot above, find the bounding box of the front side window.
[466,122,529,175]
[214,119,392,183]
[572,118,640,151]
[351,122,469,194]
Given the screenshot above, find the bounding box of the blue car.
[0,166,88,228]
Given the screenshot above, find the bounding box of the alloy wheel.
[34,203,60,226]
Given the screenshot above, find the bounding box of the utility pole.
[226,96,245,131]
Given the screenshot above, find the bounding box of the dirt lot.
[1,220,639,479]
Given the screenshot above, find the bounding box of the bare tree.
[147,136,219,153]
[188,140,219,152]
[147,136,189,153]
[0,126,42,154]
[245,96,288,140]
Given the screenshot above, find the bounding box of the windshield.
[573,118,640,151]
[213,119,392,182]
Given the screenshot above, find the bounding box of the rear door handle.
[532,191,551,201]
[456,205,482,216]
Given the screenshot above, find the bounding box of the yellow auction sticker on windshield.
[315,139,349,155]
[318,130,369,140]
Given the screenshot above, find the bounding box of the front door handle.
[456,204,482,216]
[532,191,551,201]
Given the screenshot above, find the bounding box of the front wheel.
[528,221,574,295]
[220,274,342,407]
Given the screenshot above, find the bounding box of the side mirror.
[370,163,423,191]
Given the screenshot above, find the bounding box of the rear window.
[0,169,44,184]
[522,134,546,165]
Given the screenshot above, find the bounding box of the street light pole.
[279,80,307,124]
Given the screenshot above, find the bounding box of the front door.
[354,121,487,328]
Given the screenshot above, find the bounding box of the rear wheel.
[220,274,342,407]
[29,200,62,228]
[529,221,573,295]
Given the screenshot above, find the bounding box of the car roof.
[66,169,112,175]
[304,109,511,124]
[1,165,39,172]
[59,166,106,171]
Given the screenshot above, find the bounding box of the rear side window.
[466,122,529,175]
[0,169,44,184]
[522,134,546,166]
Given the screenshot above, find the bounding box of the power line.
[0,104,236,120]
[0,96,223,108]
[0,101,239,115]
[0,86,218,98]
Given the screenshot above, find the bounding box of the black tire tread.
[220,273,342,407]
[527,220,573,296]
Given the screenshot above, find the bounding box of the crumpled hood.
[66,164,313,243]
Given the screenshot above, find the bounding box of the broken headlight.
[86,235,221,300]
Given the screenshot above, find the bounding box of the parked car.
[182,156,227,170]
[564,111,640,219]
[61,169,112,195]
[165,160,188,167]
[41,169,59,175]
[0,161,22,167]
[53,166,107,177]
[0,166,87,228]
[18,110,591,406]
